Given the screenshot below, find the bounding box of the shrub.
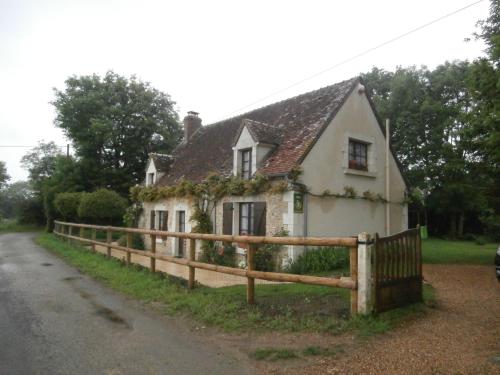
[255,244,278,271]
[199,241,236,267]
[54,192,84,221]
[77,189,127,225]
[117,233,145,250]
[461,233,476,241]
[286,247,349,275]
[254,228,289,272]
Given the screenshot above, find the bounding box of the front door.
[177,211,185,257]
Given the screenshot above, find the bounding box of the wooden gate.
[373,227,423,312]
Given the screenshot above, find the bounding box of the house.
[137,77,408,266]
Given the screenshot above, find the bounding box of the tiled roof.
[158,77,359,185]
[235,119,283,146]
[150,153,174,172]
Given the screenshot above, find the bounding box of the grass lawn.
[422,238,497,265]
[0,219,42,233]
[36,233,434,336]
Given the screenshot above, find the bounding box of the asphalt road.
[0,232,255,375]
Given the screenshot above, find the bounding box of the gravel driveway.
[284,264,500,375]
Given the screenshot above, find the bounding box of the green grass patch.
[422,238,497,265]
[36,233,433,336]
[252,348,298,361]
[0,219,42,233]
[252,344,344,361]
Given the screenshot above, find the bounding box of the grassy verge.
[0,219,42,233]
[422,238,497,265]
[36,233,434,335]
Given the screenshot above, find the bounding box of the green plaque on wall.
[293,192,304,213]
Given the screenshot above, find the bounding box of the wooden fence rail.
[53,220,359,315]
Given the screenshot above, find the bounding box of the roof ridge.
[202,76,360,128]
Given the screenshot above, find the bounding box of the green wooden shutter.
[150,210,156,230]
[222,203,233,235]
[253,202,266,236]
[161,211,168,231]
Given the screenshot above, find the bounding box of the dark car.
[496,245,500,281]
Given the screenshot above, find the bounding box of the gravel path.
[282,264,500,375]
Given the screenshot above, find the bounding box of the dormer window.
[348,140,368,171]
[147,172,155,186]
[240,149,252,179]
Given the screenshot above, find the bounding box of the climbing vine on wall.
[130,173,287,203]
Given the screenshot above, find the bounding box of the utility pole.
[385,119,391,236]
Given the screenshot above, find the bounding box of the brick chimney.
[183,111,201,142]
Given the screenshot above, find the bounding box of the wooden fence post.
[188,239,196,289]
[150,234,156,272]
[350,244,358,315]
[67,225,71,244]
[126,232,132,265]
[79,227,84,245]
[247,244,256,304]
[357,232,374,315]
[106,227,112,258]
[91,229,96,252]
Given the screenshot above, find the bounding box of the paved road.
[0,232,255,375]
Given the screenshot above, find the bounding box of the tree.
[20,141,62,193]
[362,62,488,237]
[467,0,500,239]
[40,155,87,231]
[0,181,33,218]
[0,161,10,189]
[52,71,182,196]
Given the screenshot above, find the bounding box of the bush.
[461,233,476,241]
[199,241,236,267]
[54,192,84,221]
[17,197,45,225]
[286,247,349,275]
[77,189,127,225]
[255,244,278,271]
[117,233,145,250]
[254,229,289,271]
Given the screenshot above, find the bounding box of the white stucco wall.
[141,198,194,257]
[145,159,164,186]
[298,83,408,237]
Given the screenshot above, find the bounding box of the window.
[348,140,368,171]
[239,203,254,235]
[147,172,155,186]
[239,202,266,236]
[240,149,252,179]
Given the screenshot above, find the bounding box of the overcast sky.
[0,0,489,182]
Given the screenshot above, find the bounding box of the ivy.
[130,173,280,203]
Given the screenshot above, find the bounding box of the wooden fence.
[373,227,423,312]
[53,220,360,315]
[53,221,423,315]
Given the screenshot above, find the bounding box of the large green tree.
[362,62,488,237]
[467,0,500,238]
[0,161,10,189]
[20,141,62,193]
[52,71,182,196]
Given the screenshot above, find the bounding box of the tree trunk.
[449,213,457,239]
[458,212,465,238]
